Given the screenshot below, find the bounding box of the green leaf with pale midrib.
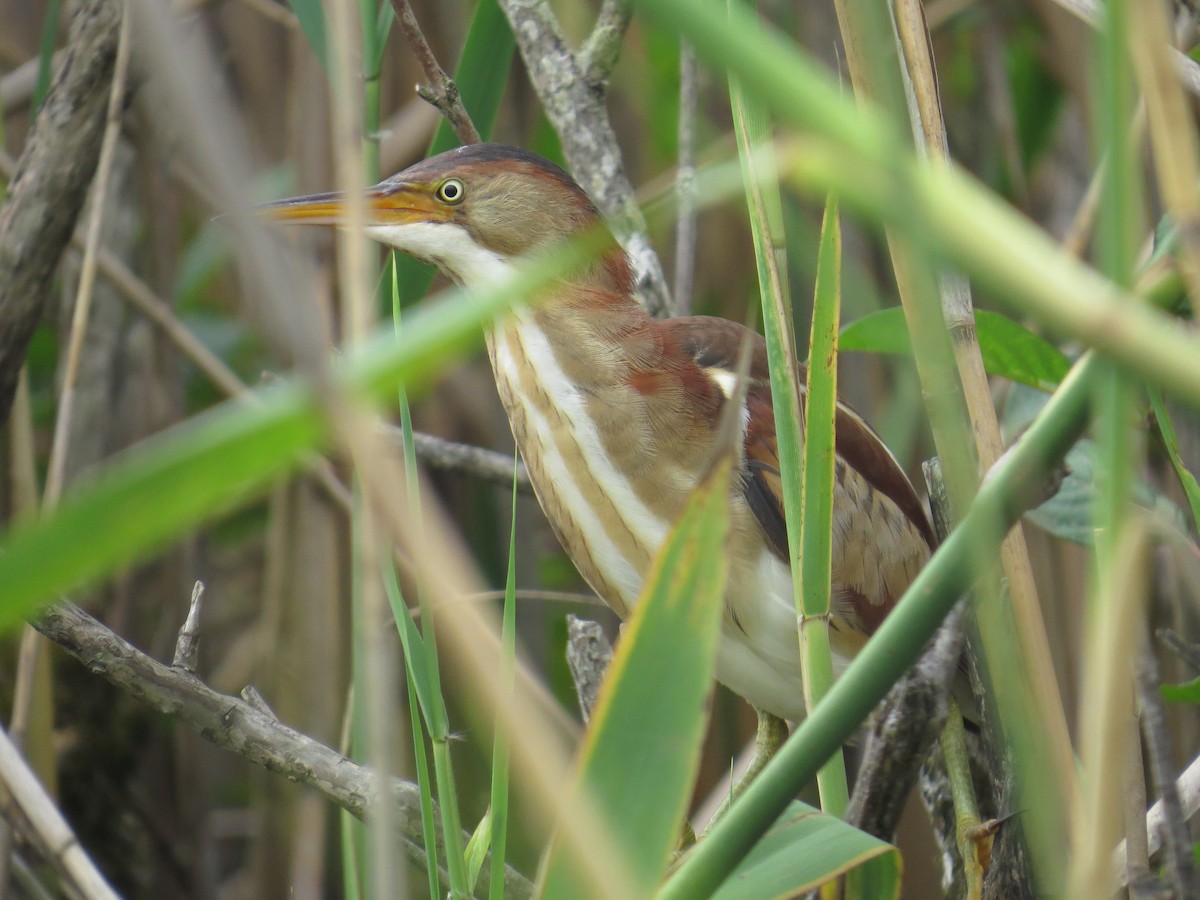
[538,456,734,900]
[711,801,899,900]
[840,307,1070,392]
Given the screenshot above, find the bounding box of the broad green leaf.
[287,0,328,70]
[1160,677,1200,705]
[840,308,1070,392]
[711,801,900,900]
[538,455,734,899]
[1005,385,1188,544]
[1006,22,1064,175]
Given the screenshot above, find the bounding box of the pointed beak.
[256,181,450,227]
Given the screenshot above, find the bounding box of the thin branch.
[0,725,118,900]
[1145,754,1200,860]
[1159,628,1200,671]
[496,0,673,317]
[0,55,40,114]
[390,0,481,145]
[398,429,532,493]
[1136,639,1199,897]
[31,601,534,900]
[579,0,634,90]
[171,581,205,673]
[1049,0,1200,99]
[0,0,122,421]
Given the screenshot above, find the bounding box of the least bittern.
[264,144,934,731]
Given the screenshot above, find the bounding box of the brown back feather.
[660,316,936,557]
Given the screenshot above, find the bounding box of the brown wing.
[661,316,936,635]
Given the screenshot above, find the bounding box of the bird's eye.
[436,178,465,205]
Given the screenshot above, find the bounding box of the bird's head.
[262,143,634,296]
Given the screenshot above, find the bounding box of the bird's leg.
[701,707,789,837]
[744,706,789,789]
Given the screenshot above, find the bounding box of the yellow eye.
[436,178,465,205]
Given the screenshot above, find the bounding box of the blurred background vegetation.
[0,0,1198,897]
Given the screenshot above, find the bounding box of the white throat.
[366,221,514,289]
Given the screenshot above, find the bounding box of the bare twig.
[0,55,40,113]
[1136,639,1199,897]
[0,0,122,421]
[239,686,278,720]
[469,589,602,608]
[0,725,119,900]
[390,0,481,145]
[1049,0,1200,99]
[31,601,534,900]
[674,41,699,315]
[1158,628,1200,671]
[396,429,531,492]
[172,581,205,673]
[847,601,963,838]
[565,616,613,724]
[579,0,634,91]
[1147,754,1200,859]
[496,0,673,317]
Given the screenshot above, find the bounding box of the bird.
[262,143,936,733]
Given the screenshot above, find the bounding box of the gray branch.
[497,0,672,317]
[0,0,122,421]
[579,0,634,91]
[393,428,533,493]
[32,601,533,900]
[1136,638,1199,897]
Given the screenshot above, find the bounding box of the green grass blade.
[339,808,365,900]
[370,1,396,76]
[797,197,848,816]
[726,0,848,817]
[390,258,469,898]
[33,0,63,113]
[1148,388,1200,532]
[538,454,735,899]
[465,809,492,894]
[488,454,520,900]
[407,676,442,900]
